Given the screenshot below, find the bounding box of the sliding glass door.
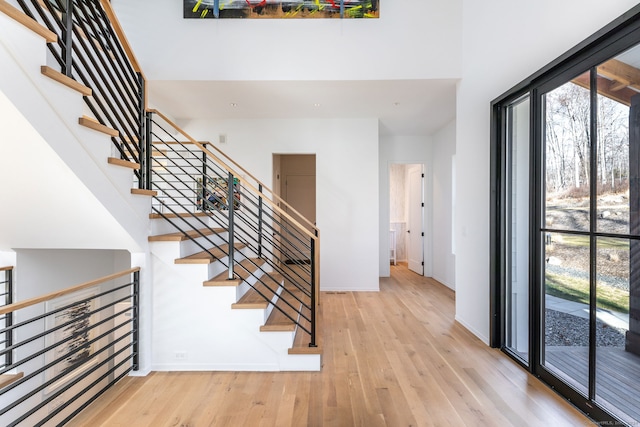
[492,18,640,424]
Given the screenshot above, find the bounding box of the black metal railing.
[6,0,320,348]
[0,267,13,370]
[0,268,139,427]
[15,0,148,188]
[149,111,319,347]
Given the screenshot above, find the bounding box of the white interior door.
[408,165,424,275]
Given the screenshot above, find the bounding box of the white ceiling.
[148,79,458,136]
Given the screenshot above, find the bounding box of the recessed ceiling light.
[230,103,238,107]
[313,103,321,107]
[393,102,401,106]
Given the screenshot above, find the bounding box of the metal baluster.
[132,270,139,371]
[227,172,235,280]
[138,73,147,189]
[258,184,263,258]
[5,269,12,367]
[309,237,317,347]
[61,0,74,77]
[202,145,208,211]
[144,110,152,190]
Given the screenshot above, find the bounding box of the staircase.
[148,214,319,371]
[0,0,321,372]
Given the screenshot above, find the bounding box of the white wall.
[0,251,16,268]
[112,0,462,81]
[184,117,380,291]
[432,120,455,289]
[15,249,130,300]
[456,0,639,343]
[0,14,150,253]
[379,135,432,277]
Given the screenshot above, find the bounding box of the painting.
[184,0,379,19]
[197,176,241,211]
[45,289,98,393]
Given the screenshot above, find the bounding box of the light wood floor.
[68,265,592,426]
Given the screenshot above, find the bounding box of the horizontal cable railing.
[0,268,139,427]
[15,0,149,188]
[149,111,319,347]
[0,267,13,371]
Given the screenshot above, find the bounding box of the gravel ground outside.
[545,308,626,347]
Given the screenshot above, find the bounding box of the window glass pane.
[595,236,640,425]
[543,231,589,396]
[545,72,591,233]
[595,67,630,234]
[505,96,530,361]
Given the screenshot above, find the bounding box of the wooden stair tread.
[148,227,226,242]
[232,274,284,309]
[175,243,246,265]
[108,157,139,170]
[78,115,119,137]
[204,258,265,286]
[0,373,24,389]
[131,188,157,197]
[260,288,303,332]
[41,66,92,96]
[0,1,57,42]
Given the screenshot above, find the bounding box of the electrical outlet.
[175,351,187,360]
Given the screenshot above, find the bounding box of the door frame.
[273,153,317,263]
[388,162,432,277]
[407,164,425,275]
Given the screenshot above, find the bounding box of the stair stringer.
[149,237,320,371]
[0,12,150,251]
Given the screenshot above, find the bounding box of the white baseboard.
[129,368,151,377]
[432,274,455,290]
[454,315,489,345]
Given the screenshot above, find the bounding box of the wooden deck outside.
[546,345,640,424]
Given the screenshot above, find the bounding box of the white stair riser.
[262,280,284,322]
[150,215,225,236]
[179,233,229,258]
[148,238,243,263]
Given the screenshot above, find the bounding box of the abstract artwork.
[45,289,97,393]
[184,0,379,19]
[197,176,241,211]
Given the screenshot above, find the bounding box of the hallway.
[69,265,591,426]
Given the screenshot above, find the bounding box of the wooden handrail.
[0,266,13,272]
[0,267,140,316]
[99,0,147,108]
[149,109,319,242]
[0,0,57,43]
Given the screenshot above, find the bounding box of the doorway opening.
[273,154,316,264]
[389,163,424,275]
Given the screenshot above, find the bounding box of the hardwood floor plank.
[68,265,593,427]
